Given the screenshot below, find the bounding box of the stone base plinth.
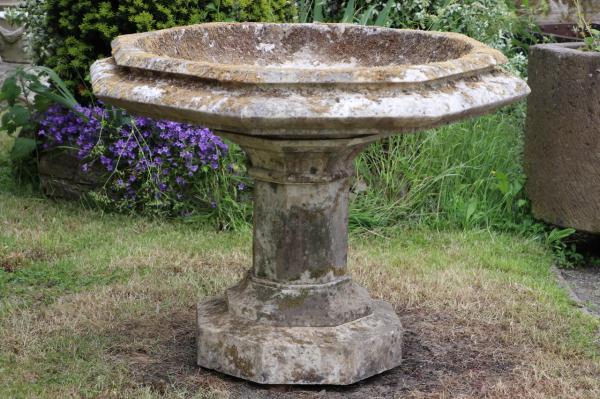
[196,297,403,385]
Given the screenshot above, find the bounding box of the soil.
[112,307,518,399]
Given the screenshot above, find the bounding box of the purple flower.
[100,155,114,171]
[36,104,233,213]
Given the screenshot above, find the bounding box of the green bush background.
[33,0,297,97]
[7,0,586,262]
[18,0,534,232]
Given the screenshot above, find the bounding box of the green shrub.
[316,0,514,40]
[23,0,297,98]
[304,0,531,73]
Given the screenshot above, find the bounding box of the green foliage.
[183,143,252,231]
[350,106,533,233]
[305,0,516,40]
[23,0,297,98]
[1,6,26,26]
[545,227,581,267]
[0,66,80,171]
[300,0,533,73]
[0,66,79,135]
[305,0,401,26]
[574,0,600,51]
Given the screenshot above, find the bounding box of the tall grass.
[1,106,532,233]
[350,105,532,233]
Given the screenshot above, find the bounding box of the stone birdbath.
[91,22,529,385]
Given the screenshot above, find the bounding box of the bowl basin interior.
[133,24,472,69]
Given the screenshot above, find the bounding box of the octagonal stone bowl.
[93,22,528,138]
[91,22,529,386]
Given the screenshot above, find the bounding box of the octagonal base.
[196,297,403,385]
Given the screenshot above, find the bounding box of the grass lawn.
[1,192,599,398]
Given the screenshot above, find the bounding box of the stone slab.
[196,297,403,385]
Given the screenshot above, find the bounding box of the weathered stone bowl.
[93,22,528,138]
[91,22,529,386]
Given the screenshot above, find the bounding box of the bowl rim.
[111,22,508,85]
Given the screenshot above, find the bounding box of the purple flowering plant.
[37,103,252,227]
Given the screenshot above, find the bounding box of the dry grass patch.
[0,194,599,398]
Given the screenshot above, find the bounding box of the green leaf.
[0,75,21,106]
[342,0,356,23]
[1,104,33,135]
[31,66,80,110]
[33,94,53,112]
[299,0,311,23]
[9,104,30,127]
[313,0,324,22]
[359,5,375,25]
[494,171,510,195]
[374,0,395,26]
[10,137,38,161]
[546,228,576,245]
[1,111,14,133]
[465,199,477,222]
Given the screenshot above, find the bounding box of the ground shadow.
[106,306,517,398]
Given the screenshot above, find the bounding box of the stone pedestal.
[91,22,530,386]
[196,133,404,385]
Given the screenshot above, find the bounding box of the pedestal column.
[196,133,403,385]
